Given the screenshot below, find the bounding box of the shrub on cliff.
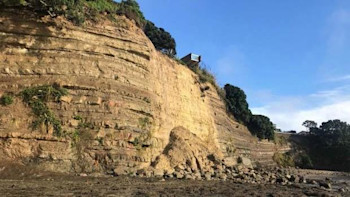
[273,152,295,167]
[1,0,86,24]
[224,84,251,124]
[1,0,146,26]
[224,84,275,140]
[0,0,27,6]
[20,84,68,137]
[144,20,177,56]
[0,94,14,106]
[117,0,146,28]
[248,115,275,140]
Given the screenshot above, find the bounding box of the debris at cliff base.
[151,126,223,174]
[126,127,349,193]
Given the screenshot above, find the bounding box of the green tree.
[310,119,350,171]
[248,115,275,140]
[117,0,146,27]
[302,120,317,131]
[144,20,177,56]
[224,84,251,124]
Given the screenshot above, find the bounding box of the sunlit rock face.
[0,9,287,173]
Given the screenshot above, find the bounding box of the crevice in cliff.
[118,57,149,72]
[107,44,150,60]
[74,27,144,46]
[128,108,153,118]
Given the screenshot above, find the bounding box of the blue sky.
[137,0,350,131]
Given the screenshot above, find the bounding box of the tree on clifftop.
[302,120,317,131]
[117,0,146,28]
[144,20,177,56]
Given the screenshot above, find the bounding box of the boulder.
[319,181,332,189]
[174,171,184,179]
[113,167,128,176]
[151,127,223,174]
[240,157,252,168]
[204,172,212,180]
[153,169,164,177]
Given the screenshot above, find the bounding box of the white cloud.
[327,74,350,82]
[251,86,350,131]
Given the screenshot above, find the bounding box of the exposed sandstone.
[0,9,289,174]
[152,127,222,173]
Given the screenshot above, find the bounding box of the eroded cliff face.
[0,10,287,173]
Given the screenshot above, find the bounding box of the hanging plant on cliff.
[144,20,177,57]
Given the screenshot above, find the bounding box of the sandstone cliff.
[0,9,288,174]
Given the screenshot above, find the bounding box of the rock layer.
[0,9,288,173]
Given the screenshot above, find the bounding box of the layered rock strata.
[0,9,288,173]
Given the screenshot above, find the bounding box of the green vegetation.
[0,94,14,106]
[224,84,251,124]
[274,134,288,146]
[284,119,349,171]
[0,0,27,6]
[117,0,146,28]
[1,0,177,58]
[73,115,83,121]
[191,66,217,86]
[294,152,313,169]
[308,119,350,171]
[273,152,295,167]
[86,0,117,13]
[302,120,317,131]
[174,56,186,65]
[138,117,150,130]
[70,117,95,147]
[0,0,144,26]
[248,115,275,140]
[20,84,67,137]
[224,84,275,140]
[144,20,176,56]
[71,129,81,145]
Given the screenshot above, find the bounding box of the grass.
[73,115,83,121]
[20,84,68,137]
[274,134,289,146]
[0,94,14,106]
[85,0,118,13]
[188,66,217,86]
[173,56,186,65]
[184,64,228,102]
[1,0,146,27]
[70,117,95,147]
